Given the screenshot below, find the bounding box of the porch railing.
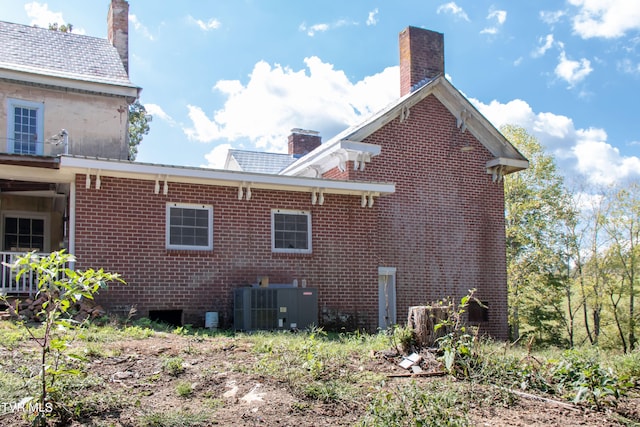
[1,251,40,297]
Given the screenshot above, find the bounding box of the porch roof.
[0,155,395,199]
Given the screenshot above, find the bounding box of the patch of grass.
[139,410,210,427]
[162,356,185,376]
[70,389,128,419]
[0,320,30,349]
[82,342,106,358]
[81,323,156,342]
[358,380,469,427]
[176,381,193,397]
[245,329,388,404]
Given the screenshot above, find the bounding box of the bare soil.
[1,332,638,426]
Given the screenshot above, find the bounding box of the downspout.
[68,180,76,256]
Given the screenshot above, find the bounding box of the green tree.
[502,125,576,345]
[128,100,152,160]
[602,182,639,352]
[1,251,124,425]
[48,22,73,32]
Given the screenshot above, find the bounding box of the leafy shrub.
[1,250,123,426]
[434,290,480,377]
[550,350,630,409]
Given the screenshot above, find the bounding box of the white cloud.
[480,27,498,35]
[24,2,64,27]
[299,22,329,36]
[203,143,233,169]
[470,97,640,185]
[488,10,507,25]
[555,50,593,87]
[437,2,470,22]
[183,58,398,153]
[540,10,565,25]
[367,8,379,26]
[299,20,355,37]
[572,129,640,184]
[618,58,640,74]
[187,15,221,31]
[532,34,555,57]
[481,9,506,34]
[144,103,175,126]
[569,0,640,39]
[129,14,154,40]
[24,2,85,34]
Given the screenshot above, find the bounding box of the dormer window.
[7,99,44,155]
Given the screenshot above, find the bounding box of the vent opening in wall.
[149,309,183,327]
[468,301,488,323]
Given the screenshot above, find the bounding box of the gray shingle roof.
[0,20,135,87]
[228,149,297,174]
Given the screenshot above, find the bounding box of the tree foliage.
[128,100,152,160]
[503,125,576,345]
[1,251,124,425]
[48,22,73,33]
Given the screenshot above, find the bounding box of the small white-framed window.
[6,99,44,155]
[166,203,213,250]
[271,209,312,254]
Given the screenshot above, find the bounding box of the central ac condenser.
[233,287,318,331]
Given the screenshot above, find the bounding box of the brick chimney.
[399,26,444,96]
[288,129,321,156]
[107,0,129,74]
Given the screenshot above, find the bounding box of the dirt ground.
[1,333,638,426]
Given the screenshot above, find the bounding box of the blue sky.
[2,0,640,186]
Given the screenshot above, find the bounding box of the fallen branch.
[495,386,582,412]
[387,371,447,378]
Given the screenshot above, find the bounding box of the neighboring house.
[0,0,527,338]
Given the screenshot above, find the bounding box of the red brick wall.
[347,94,507,338]
[73,176,380,328]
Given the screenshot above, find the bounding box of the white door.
[378,267,397,330]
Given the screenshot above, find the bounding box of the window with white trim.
[271,209,311,253]
[7,99,44,155]
[166,203,213,250]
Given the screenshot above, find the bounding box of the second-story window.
[7,99,44,155]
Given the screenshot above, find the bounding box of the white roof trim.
[280,75,528,177]
[0,67,139,98]
[281,140,381,177]
[57,156,395,196]
[486,157,529,170]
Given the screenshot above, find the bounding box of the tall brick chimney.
[399,26,444,96]
[107,0,129,74]
[288,129,321,156]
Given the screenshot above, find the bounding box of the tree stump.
[407,304,452,348]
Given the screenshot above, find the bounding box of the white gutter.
[59,156,395,196]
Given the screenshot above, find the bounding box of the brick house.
[0,1,527,338]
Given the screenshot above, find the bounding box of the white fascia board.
[485,157,529,171]
[431,79,527,162]
[0,164,68,183]
[0,68,140,99]
[279,81,438,177]
[280,140,382,176]
[59,156,395,196]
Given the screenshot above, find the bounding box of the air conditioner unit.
[233,287,318,331]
